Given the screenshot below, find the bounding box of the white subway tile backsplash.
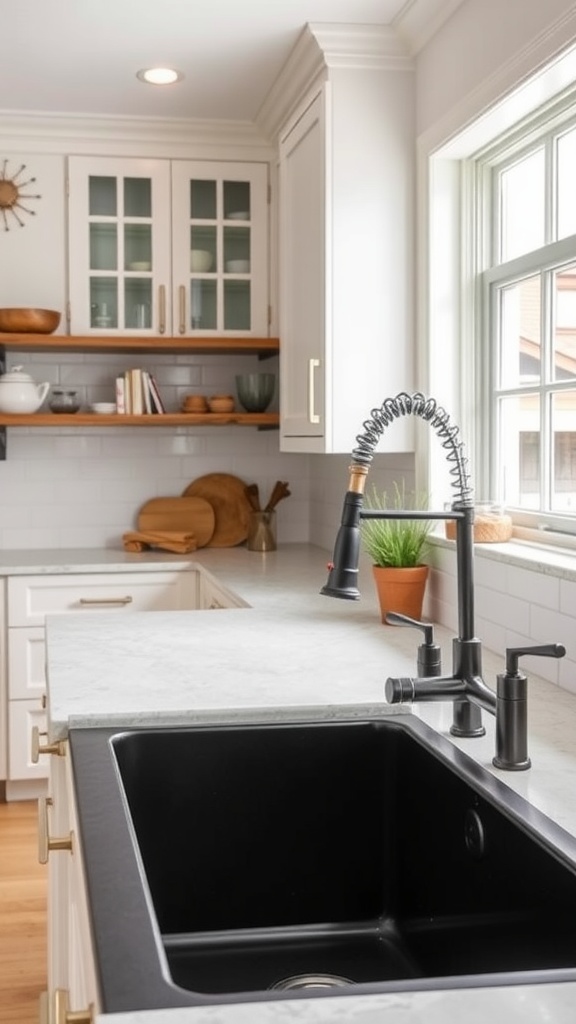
[508,564,560,610]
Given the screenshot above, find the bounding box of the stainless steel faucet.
[321,391,565,770]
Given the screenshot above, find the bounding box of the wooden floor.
[0,801,47,1024]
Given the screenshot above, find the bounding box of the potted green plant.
[360,482,432,623]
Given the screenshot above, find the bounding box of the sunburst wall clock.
[0,160,41,230]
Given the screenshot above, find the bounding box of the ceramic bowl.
[235,373,275,413]
[190,249,213,272]
[225,259,250,273]
[128,261,151,272]
[90,402,117,415]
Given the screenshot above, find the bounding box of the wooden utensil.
[244,483,261,512]
[183,473,252,547]
[137,496,215,547]
[264,480,291,512]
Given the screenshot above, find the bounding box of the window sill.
[430,532,576,582]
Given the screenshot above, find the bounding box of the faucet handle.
[385,612,442,677]
[385,611,434,642]
[505,643,566,676]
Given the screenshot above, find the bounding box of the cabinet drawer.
[8,700,48,780]
[8,571,198,626]
[8,627,45,699]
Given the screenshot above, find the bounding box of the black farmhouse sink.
[70,716,576,1012]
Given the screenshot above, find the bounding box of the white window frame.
[476,99,576,537]
[423,43,576,551]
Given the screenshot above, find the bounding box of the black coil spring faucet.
[321,392,566,767]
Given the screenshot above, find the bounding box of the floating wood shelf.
[0,334,279,356]
[0,412,279,427]
[0,334,280,457]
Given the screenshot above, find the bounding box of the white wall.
[415,0,576,136]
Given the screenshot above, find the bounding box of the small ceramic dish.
[90,402,117,415]
[225,259,250,273]
[128,261,151,271]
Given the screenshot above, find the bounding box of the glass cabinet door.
[68,157,171,335]
[172,162,268,336]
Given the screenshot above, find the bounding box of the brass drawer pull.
[31,726,66,763]
[78,595,133,606]
[55,990,94,1024]
[38,797,73,864]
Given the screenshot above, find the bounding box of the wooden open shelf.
[0,412,278,427]
[0,334,280,455]
[0,334,279,356]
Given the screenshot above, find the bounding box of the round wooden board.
[137,496,215,547]
[183,473,252,547]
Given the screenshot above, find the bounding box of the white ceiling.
[2,0,460,124]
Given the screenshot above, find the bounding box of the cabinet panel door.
[8,571,199,626]
[68,156,172,335]
[171,161,269,336]
[65,752,101,1013]
[8,627,45,699]
[279,93,325,439]
[8,700,47,779]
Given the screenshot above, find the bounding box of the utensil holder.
[247,510,277,552]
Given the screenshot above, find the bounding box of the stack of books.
[116,369,165,414]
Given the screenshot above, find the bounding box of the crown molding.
[0,110,275,159]
[256,22,413,143]
[393,0,466,55]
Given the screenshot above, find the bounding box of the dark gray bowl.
[235,373,275,412]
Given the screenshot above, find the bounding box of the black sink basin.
[70,716,576,1012]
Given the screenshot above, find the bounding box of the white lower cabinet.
[4,569,199,795]
[8,700,47,780]
[43,746,100,1021]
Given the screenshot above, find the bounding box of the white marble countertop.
[41,543,576,1024]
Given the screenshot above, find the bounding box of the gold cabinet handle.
[308,357,320,424]
[31,726,66,764]
[78,595,133,606]
[179,284,186,334]
[158,284,166,334]
[54,990,94,1024]
[38,797,73,864]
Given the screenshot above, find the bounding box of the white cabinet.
[199,571,246,611]
[44,747,100,1019]
[279,66,416,454]
[5,569,198,795]
[68,156,269,337]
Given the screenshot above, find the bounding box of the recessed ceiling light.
[136,67,183,86]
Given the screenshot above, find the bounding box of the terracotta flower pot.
[372,564,429,624]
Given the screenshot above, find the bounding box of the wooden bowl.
[0,308,61,334]
[208,395,235,413]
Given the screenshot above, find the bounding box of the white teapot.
[0,366,50,414]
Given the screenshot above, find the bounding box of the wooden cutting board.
[183,473,253,547]
[137,497,215,547]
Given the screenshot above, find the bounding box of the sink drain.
[270,973,353,991]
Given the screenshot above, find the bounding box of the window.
[477,107,576,534]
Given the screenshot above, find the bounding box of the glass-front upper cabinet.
[68,157,171,335]
[171,162,268,335]
[68,157,269,336]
